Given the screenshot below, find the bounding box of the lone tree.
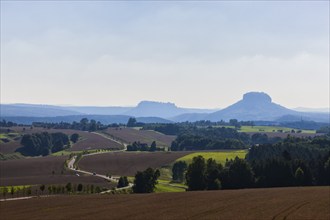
[10,186,14,197]
[133,168,160,193]
[77,183,83,192]
[70,133,79,143]
[117,176,129,188]
[150,141,157,152]
[2,186,8,198]
[172,161,187,182]
[127,117,137,127]
[65,182,72,193]
[295,167,305,186]
[40,185,45,195]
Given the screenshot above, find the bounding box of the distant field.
[1,186,329,220]
[176,150,248,165]
[79,151,191,177]
[0,127,123,154]
[101,127,176,147]
[220,125,316,134]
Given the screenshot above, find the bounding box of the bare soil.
[0,156,111,187]
[79,151,191,176]
[1,186,329,220]
[103,127,176,146]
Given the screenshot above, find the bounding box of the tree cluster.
[172,161,187,182]
[70,133,79,143]
[185,156,254,191]
[117,176,129,188]
[126,117,145,127]
[18,132,70,156]
[171,127,249,151]
[133,168,160,193]
[32,118,108,131]
[142,120,255,135]
[126,141,159,152]
[0,120,18,127]
[182,136,330,191]
[247,136,330,187]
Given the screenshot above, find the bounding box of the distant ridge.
[204,92,329,122]
[0,115,173,125]
[1,92,328,123]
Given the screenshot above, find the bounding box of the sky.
[1,1,329,109]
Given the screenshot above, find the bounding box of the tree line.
[171,136,330,191]
[170,127,250,151]
[17,132,77,156]
[1,183,103,199]
[31,118,110,132]
[126,141,160,152]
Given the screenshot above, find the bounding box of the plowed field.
[0,156,110,187]
[79,151,191,176]
[1,186,329,220]
[102,127,176,147]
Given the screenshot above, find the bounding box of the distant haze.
[1,1,329,108]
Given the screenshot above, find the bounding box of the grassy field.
[221,125,316,134]
[155,179,187,193]
[176,150,248,165]
[0,185,33,193]
[1,186,328,219]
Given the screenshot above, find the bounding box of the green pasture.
[0,133,20,138]
[219,126,315,134]
[155,180,186,193]
[0,133,21,144]
[176,150,248,166]
[0,185,33,193]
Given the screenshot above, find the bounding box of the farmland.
[1,186,329,220]
[0,127,123,155]
[100,127,176,147]
[0,155,112,187]
[79,151,191,177]
[176,150,247,165]
[235,125,316,133]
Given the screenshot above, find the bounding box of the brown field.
[102,127,176,147]
[0,141,21,154]
[79,151,191,176]
[1,186,329,220]
[0,156,112,187]
[0,127,123,154]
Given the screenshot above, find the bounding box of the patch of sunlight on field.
[155,180,186,193]
[0,185,33,193]
[176,150,248,166]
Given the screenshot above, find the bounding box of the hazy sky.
[1,1,329,109]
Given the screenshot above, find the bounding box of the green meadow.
[176,150,248,166]
[220,125,315,134]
